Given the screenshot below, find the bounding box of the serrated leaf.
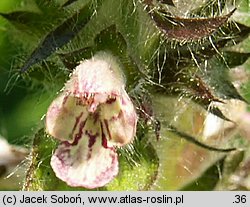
[159,22,250,65]
[199,56,248,102]
[148,9,235,41]
[153,65,233,121]
[20,0,94,72]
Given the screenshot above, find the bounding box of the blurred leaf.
[181,156,226,190]
[223,150,245,175]
[3,91,54,142]
[158,0,175,6]
[190,0,227,17]
[149,96,233,190]
[233,0,250,27]
[62,0,79,7]
[108,137,159,190]
[0,0,40,14]
[169,125,235,152]
[215,150,245,190]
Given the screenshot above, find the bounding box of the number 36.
[234,195,246,203]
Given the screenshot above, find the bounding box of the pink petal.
[100,90,137,145]
[65,53,125,100]
[50,116,118,189]
[46,94,88,142]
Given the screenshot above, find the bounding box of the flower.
[46,52,138,188]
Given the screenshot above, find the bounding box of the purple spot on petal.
[72,120,86,145]
[71,112,84,136]
[61,140,71,147]
[76,98,82,105]
[106,97,116,104]
[86,131,98,160]
[86,148,92,160]
[104,119,112,140]
[87,131,98,148]
[100,122,108,148]
[102,135,108,148]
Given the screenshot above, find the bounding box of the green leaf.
[181,156,226,190]
[215,150,245,190]
[149,95,233,190]
[190,0,227,17]
[107,138,159,190]
[0,0,40,14]
[158,0,175,6]
[223,52,250,68]
[168,125,235,152]
[20,0,94,72]
[233,0,250,27]
[199,56,247,102]
[62,0,79,7]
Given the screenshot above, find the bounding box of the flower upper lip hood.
[46,52,138,188]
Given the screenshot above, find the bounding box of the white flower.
[46,52,137,188]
